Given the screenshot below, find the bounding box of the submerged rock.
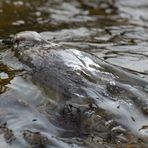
[0,122,16,144]
[13,31,48,44]
[23,130,49,146]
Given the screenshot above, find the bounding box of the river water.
[0,0,148,147]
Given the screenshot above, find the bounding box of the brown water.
[0,0,148,147]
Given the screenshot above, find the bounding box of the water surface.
[0,0,148,147]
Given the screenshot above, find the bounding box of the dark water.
[0,0,148,147]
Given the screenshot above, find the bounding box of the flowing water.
[0,0,148,147]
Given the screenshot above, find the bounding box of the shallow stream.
[0,0,148,147]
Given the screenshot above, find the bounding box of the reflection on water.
[0,0,148,147]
